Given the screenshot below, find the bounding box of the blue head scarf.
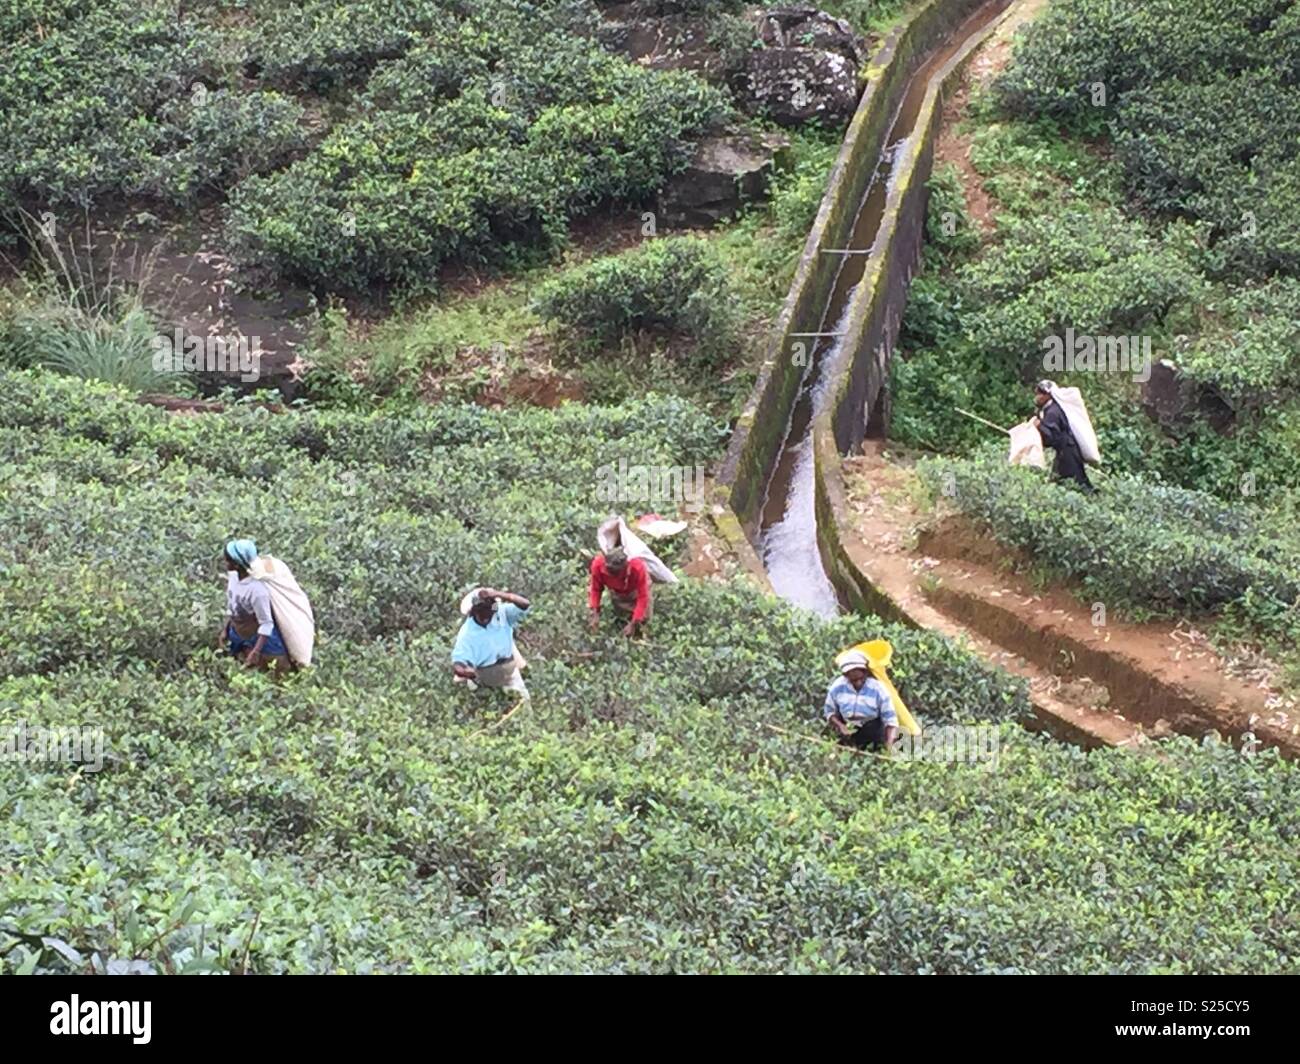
[225,539,258,569]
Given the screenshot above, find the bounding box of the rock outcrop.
[657,131,793,228]
[742,6,869,126]
[597,3,872,128]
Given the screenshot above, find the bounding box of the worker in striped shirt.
[823,650,898,750]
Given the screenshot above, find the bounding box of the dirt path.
[841,441,1299,756]
[831,0,1300,756]
[932,0,1045,234]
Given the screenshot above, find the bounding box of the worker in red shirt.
[588,547,652,637]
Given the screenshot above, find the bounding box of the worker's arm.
[452,661,478,680]
[243,633,268,669]
[877,685,899,749]
[823,688,850,736]
[483,587,530,611]
[588,558,604,631]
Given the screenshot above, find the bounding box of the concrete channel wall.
[718,0,989,536]
[715,0,1015,619]
[813,2,1014,618]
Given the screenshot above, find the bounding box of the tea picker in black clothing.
[1032,380,1094,492]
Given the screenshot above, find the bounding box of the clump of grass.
[2,211,178,393]
[13,296,168,392]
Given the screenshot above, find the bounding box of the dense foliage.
[533,237,740,363]
[918,451,1300,619]
[890,3,1300,694]
[228,5,729,292]
[894,103,1300,500]
[6,0,1299,979]
[6,369,1300,973]
[995,0,1300,279]
[0,1,306,216]
[2,1,730,292]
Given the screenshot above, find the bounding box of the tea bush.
[956,207,1200,361]
[5,368,1300,972]
[918,451,1300,619]
[1175,277,1300,401]
[923,165,981,267]
[3,0,730,293]
[533,238,741,363]
[0,1,302,213]
[226,3,731,292]
[995,0,1300,277]
[242,0,452,94]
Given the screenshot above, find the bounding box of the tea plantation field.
[2,370,1299,973]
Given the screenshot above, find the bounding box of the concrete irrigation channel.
[752,0,1014,618]
[717,0,1014,603]
[712,0,1300,758]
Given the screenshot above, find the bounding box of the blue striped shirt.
[823,675,897,727]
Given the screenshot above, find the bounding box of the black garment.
[1036,398,1094,492]
[839,716,888,751]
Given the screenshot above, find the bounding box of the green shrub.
[924,164,981,266]
[0,2,304,213]
[995,0,1300,277]
[958,207,1201,360]
[917,451,1300,618]
[1175,279,1300,401]
[226,4,731,293]
[767,130,841,242]
[5,367,1300,974]
[533,237,740,362]
[3,0,730,291]
[145,89,308,203]
[243,0,449,93]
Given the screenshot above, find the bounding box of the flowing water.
[758,0,1012,617]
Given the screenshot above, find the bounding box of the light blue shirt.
[823,675,898,727]
[451,603,526,668]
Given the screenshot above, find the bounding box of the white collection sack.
[1049,386,1101,465]
[597,515,678,584]
[1008,420,1047,469]
[249,554,316,666]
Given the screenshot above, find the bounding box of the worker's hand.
[1030,416,1041,428]
[588,610,601,633]
[243,649,261,670]
[452,662,478,681]
[622,620,638,638]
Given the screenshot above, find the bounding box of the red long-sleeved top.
[588,555,650,622]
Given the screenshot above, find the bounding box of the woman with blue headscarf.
[218,539,290,669]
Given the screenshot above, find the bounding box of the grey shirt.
[225,572,274,636]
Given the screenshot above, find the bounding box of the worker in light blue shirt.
[451,586,531,698]
[823,650,898,750]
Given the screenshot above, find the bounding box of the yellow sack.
[834,639,921,737]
